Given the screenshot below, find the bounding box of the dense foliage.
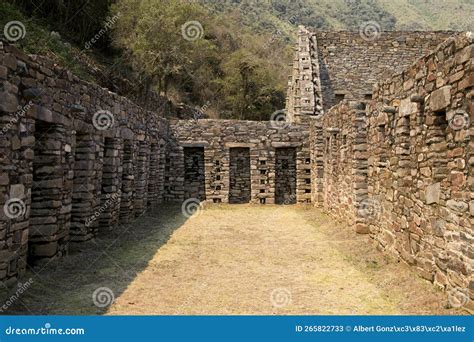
[2,0,472,120]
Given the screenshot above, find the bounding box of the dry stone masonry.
[288,28,473,309]
[166,119,311,205]
[0,24,472,311]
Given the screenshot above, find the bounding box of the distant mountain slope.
[200,0,473,34]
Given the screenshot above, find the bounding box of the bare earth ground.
[3,204,464,315]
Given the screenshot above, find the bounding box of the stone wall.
[366,32,473,304]
[287,29,454,121]
[0,25,471,311]
[310,101,370,231]
[0,41,169,285]
[310,32,473,307]
[229,147,251,204]
[167,119,311,205]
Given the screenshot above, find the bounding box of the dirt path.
[4,204,462,315]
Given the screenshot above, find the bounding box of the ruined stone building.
[0,26,472,308]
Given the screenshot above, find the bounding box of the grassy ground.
[2,204,464,315]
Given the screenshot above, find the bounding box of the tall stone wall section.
[286,26,324,123]
[310,32,473,308]
[0,41,169,286]
[288,30,454,121]
[310,101,370,232]
[167,119,311,205]
[366,33,473,305]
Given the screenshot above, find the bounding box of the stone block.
[9,184,25,199]
[429,86,451,112]
[399,97,417,116]
[0,91,18,112]
[425,183,440,204]
[30,242,58,257]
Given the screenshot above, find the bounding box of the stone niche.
[183,147,206,201]
[229,147,251,204]
[275,147,297,204]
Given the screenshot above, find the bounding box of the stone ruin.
[0,26,472,309]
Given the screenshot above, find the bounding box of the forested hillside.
[1,0,472,120]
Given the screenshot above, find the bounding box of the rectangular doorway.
[275,147,297,204]
[229,148,251,204]
[183,147,206,201]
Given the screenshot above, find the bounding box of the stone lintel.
[271,142,302,148]
[326,127,340,133]
[225,142,256,148]
[181,141,210,147]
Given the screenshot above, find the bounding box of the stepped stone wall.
[287,27,454,122]
[309,32,473,307]
[167,119,312,204]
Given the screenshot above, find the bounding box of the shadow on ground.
[1,203,187,315]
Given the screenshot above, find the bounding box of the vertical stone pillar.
[310,117,325,206]
[29,120,71,265]
[351,105,370,234]
[156,139,166,203]
[147,143,159,206]
[0,99,32,286]
[99,137,123,229]
[70,132,103,241]
[164,145,184,202]
[205,143,227,203]
[254,148,272,205]
[119,139,135,222]
[134,139,150,216]
[296,148,312,203]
